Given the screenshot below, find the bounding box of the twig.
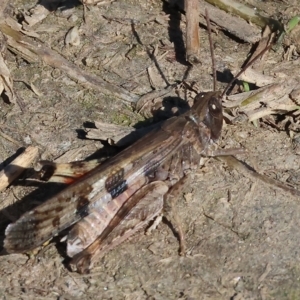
[0,146,39,193]
[185,0,201,64]
[205,9,216,91]
[0,129,22,147]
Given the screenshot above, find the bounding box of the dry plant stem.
[185,0,200,64]
[0,129,22,147]
[199,1,260,43]
[0,39,15,104]
[221,44,273,97]
[219,155,300,198]
[224,80,300,122]
[205,8,216,91]
[247,26,273,72]
[0,146,39,193]
[205,0,282,31]
[169,0,261,43]
[0,21,139,103]
[236,68,274,87]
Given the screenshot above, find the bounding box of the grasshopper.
[4,14,265,274]
[5,90,245,273]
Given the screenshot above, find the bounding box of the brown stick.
[185,0,201,64]
[0,146,39,192]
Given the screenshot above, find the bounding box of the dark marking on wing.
[72,161,86,168]
[109,180,127,198]
[105,168,128,199]
[73,184,93,217]
[144,160,160,177]
[52,216,60,227]
[55,206,63,213]
[76,195,91,219]
[105,168,124,189]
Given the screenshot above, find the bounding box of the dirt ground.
[1,0,300,299]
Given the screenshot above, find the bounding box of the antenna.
[221,44,272,97]
[205,9,217,92]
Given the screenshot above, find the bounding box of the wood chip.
[0,146,39,192]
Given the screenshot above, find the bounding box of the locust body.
[4,91,227,273]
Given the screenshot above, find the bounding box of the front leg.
[182,117,246,157]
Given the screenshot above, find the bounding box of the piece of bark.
[205,0,282,31]
[168,0,261,44]
[23,4,50,27]
[200,1,261,44]
[0,48,15,104]
[0,146,39,193]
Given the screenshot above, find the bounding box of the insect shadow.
[81,94,191,147]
